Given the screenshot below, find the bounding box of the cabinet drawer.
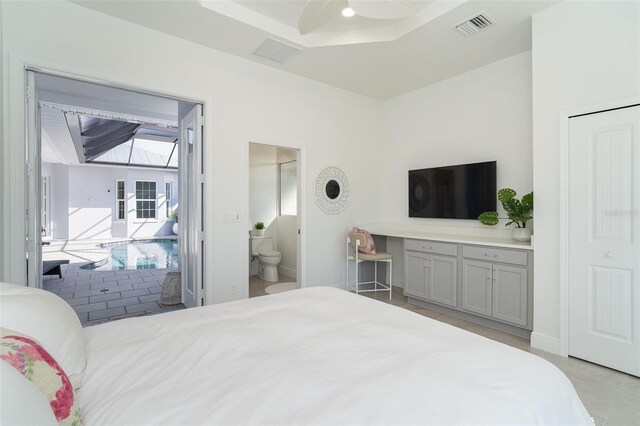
[404,239,457,256]
[462,245,527,266]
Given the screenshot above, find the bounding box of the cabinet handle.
[606,252,614,259]
[494,254,498,258]
[484,253,488,256]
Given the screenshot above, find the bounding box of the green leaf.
[478,211,499,226]
[498,188,516,204]
[503,199,520,216]
[521,191,534,211]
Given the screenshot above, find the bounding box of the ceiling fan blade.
[348,0,422,19]
[298,0,345,35]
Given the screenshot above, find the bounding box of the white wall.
[42,163,177,240]
[249,144,278,232]
[0,0,4,277]
[1,1,384,300]
[378,51,533,232]
[531,1,640,352]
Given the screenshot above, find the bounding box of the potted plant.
[254,221,265,236]
[170,211,179,235]
[478,188,533,242]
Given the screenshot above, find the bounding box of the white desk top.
[367,228,533,251]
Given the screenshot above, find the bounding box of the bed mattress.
[79,287,591,425]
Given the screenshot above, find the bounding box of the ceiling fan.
[298,0,424,34]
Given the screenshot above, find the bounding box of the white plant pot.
[172,223,179,235]
[254,229,265,237]
[512,227,532,242]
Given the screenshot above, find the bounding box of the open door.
[25,70,43,288]
[179,104,204,308]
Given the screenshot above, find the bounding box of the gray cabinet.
[492,264,528,327]
[462,259,528,327]
[403,239,532,331]
[404,241,458,308]
[462,260,492,316]
[405,251,428,298]
[428,255,457,308]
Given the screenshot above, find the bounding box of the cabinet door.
[492,264,528,326]
[462,260,492,317]
[427,255,457,308]
[404,251,428,298]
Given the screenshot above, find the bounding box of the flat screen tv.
[408,161,496,219]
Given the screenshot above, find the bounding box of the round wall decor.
[314,166,350,214]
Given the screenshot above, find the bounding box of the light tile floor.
[360,287,640,426]
[43,263,185,327]
[249,273,296,298]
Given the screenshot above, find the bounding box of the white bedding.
[79,287,591,425]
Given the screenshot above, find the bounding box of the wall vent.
[252,38,301,64]
[454,13,494,37]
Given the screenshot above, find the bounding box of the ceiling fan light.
[341,7,356,18]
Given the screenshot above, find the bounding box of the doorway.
[25,70,205,325]
[247,142,302,297]
[567,103,640,376]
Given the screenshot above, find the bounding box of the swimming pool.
[81,239,179,271]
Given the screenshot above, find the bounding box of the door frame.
[243,139,305,298]
[557,95,640,357]
[5,53,211,292]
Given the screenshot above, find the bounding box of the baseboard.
[530,331,561,355]
[278,265,296,280]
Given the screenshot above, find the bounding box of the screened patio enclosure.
[64,112,179,169]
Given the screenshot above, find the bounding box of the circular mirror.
[325,180,340,199]
[314,167,350,214]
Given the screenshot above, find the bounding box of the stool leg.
[374,261,378,290]
[389,259,393,300]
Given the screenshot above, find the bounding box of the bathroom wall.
[248,144,298,279]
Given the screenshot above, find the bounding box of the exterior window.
[135,181,157,219]
[116,180,125,221]
[279,160,297,216]
[165,182,172,217]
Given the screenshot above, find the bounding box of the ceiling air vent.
[454,13,494,37]
[252,38,301,64]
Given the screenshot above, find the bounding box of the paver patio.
[42,239,184,327]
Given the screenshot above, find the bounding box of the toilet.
[251,236,281,282]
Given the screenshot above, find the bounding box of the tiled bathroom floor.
[249,273,296,297]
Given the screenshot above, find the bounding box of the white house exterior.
[42,162,178,240]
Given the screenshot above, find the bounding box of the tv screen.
[408,161,496,219]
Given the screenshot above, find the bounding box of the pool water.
[81,239,179,271]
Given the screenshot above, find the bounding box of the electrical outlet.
[230,283,238,296]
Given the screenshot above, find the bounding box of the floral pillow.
[0,328,82,425]
[351,226,377,254]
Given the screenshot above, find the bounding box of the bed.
[1,284,591,425]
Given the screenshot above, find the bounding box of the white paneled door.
[179,104,204,308]
[569,105,640,376]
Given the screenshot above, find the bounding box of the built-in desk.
[368,228,533,251]
[368,228,533,338]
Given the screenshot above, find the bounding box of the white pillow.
[0,282,86,389]
[0,361,57,425]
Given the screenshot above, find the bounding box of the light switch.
[223,213,240,223]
